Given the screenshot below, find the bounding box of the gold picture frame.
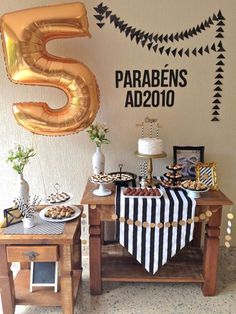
[196,162,218,190]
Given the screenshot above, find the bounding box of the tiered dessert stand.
[161,165,183,189]
[135,151,167,186]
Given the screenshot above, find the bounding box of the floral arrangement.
[86,122,110,147]
[14,195,41,219]
[6,144,35,174]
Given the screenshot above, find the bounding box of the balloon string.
[32,134,48,199]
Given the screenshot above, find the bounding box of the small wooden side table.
[0,205,82,314]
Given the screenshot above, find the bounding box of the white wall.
[0,0,235,244]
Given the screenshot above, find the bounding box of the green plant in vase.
[87,123,110,174]
[6,144,35,202]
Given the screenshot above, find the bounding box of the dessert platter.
[39,205,81,222]
[123,187,163,199]
[108,172,137,185]
[89,174,115,196]
[181,180,208,198]
[160,164,183,189]
[47,192,72,204]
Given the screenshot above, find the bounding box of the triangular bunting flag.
[213,105,220,109]
[153,34,158,42]
[159,46,165,54]
[171,48,177,57]
[216,27,224,32]
[142,39,147,47]
[179,32,184,40]
[174,33,179,41]
[117,20,124,29]
[143,32,149,40]
[138,31,145,40]
[213,99,221,104]
[208,17,214,25]
[163,34,168,42]
[213,13,218,21]
[153,44,158,52]
[159,34,163,42]
[192,48,197,56]
[178,48,183,57]
[198,47,203,55]
[134,29,141,37]
[213,111,220,115]
[105,11,112,18]
[148,33,154,42]
[192,27,197,35]
[217,54,225,59]
[217,10,225,20]
[217,21,225,26]
[216,60,224,66]
[136,37,141,45]
[96,23,105,28]
[120,23,128,32]
[147,42,153,50]
[184,30,189,38]
[114,18,121,28]
[110,14,117,23]
[94,3,104,14]
[215,74,224,79]
[200,22,205,31]
[204,46,210,54]
[216,33,224,38]
[211,43,216,51]
[169,33,174,42]
[214,80,223,85]
[218,46,226,52]
[214,86,222,91]
[216,67,224,72]
[196,25,201,33]
[211,117,220,122]
[125,26,132,37]
[185,48,190,57]
[94,14,104,21]
[213,93,222,98]
[188,28,193,37]
[165,47,171,55]
[204,20,210,28]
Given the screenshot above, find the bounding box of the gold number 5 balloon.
[0,2,99,136]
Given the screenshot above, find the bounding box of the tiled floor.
[4,248,236,314]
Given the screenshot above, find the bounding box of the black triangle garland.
[93,5,226,123]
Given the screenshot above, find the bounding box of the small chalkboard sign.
[30,261,58,292]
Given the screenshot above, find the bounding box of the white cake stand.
[182,187,209,199]
[93,182,113,196]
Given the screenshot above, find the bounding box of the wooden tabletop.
[0,205,83,245]
[80,180,233,206]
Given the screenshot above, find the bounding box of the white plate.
[123,188,163,199]
[39,205,81,222]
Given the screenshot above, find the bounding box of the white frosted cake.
[138,137,163,155]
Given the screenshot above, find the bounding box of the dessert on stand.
[160,164,183,189]
[181,179,208,198]
[89,174,114,196]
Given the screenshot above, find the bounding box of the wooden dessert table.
[81,180,233,296]
[0,205,83,314]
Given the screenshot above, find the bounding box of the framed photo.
[173,146,205,178]
[196,162,218,190]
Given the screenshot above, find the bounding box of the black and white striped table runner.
[116,184,196,274]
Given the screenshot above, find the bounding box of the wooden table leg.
[60,245,74,314]
[0,245,15,314]
[202,206,222,296]
[89,205,102,295]
[192,206,202,247]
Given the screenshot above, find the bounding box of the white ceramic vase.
[18,173,29,203]
[23,216,35,229]
[92,146,105,174]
